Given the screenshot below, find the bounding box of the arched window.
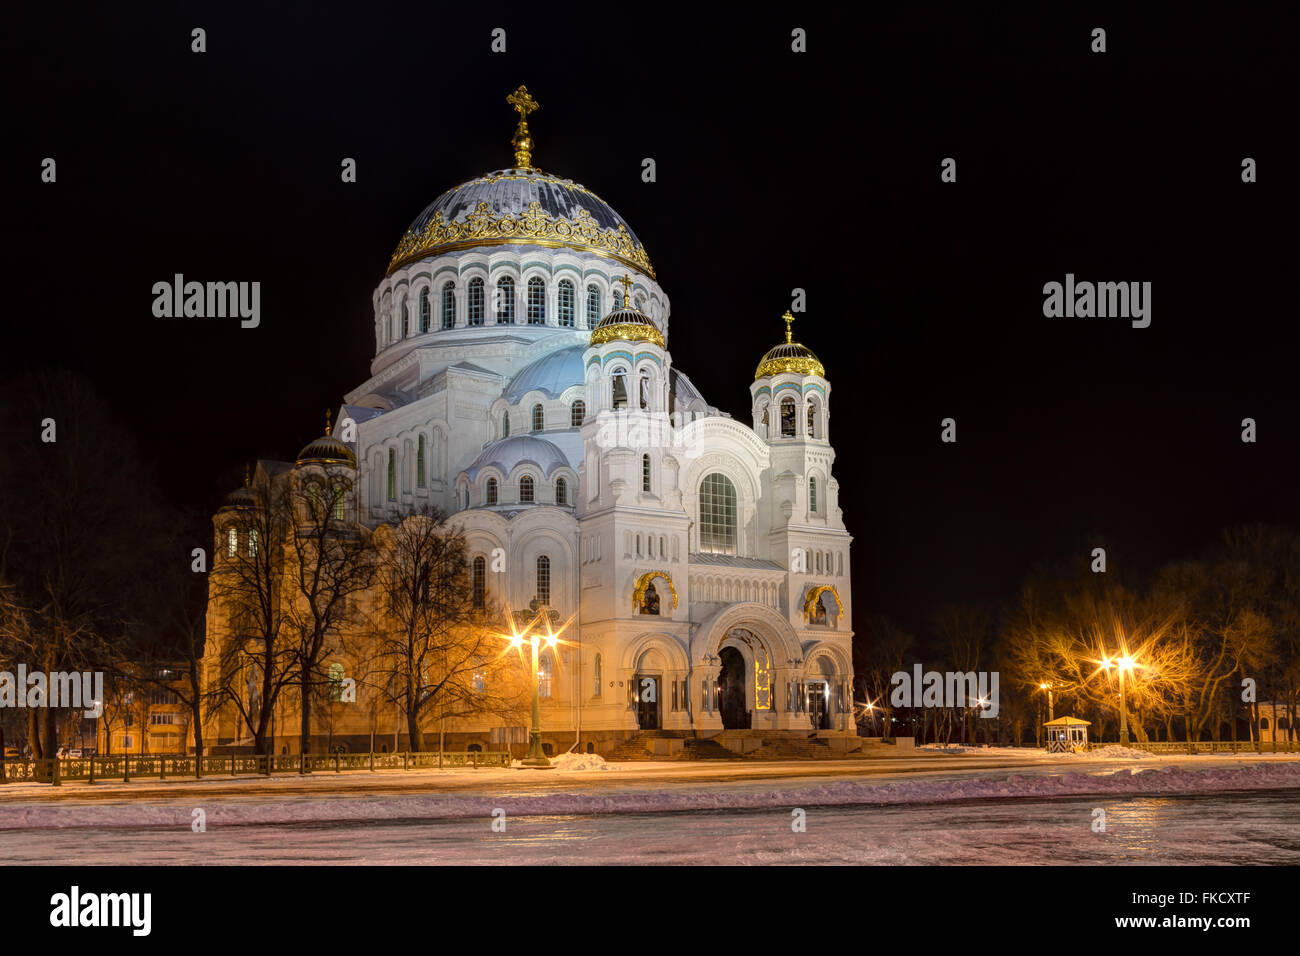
[332,489,344,521]
[538,649,554,698]
[441,281,456,329]
[612,369,629,409]
[807,402,818,439]
[780,397,797,437]
[639,372,650,410]
[495,276,515,324]
[634,293,646,312]
[227,527,238,557]
[387,448,397,500]
[328,662,345,702]
[519,475,535,503]
[699,473,738,555]
[501,413,510,438]
[556,477,567,506]
[642,454,651,493]
[593,653,602,696]
[809,476,818,514]
[760,405,770,438]
[416,435,426,487]
[570,400,585,427]
[392,304,401,341]
[532,403,544,432]
[468,277,485,326]
[557,280,575,327]
[586,285,601,328]
[527,276,546,324]
[402,301,410,338]
[419,288,431,333]
[472,556,486,608]
[486,477,498,506]
[536,555,550,605]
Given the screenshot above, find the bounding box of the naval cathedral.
[203,88,855,757]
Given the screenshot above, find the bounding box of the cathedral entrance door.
[635,675,660,730]
[718,647,749,730]
[808,680,830,730]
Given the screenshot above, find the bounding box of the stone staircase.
[604,730,864,761]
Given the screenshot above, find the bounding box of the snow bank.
[549,752,620,772]
[2,760,1296,831]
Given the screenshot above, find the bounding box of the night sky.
[4,5,1298,638]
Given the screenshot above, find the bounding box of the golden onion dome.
[296,411,357,468]
[590,279,665,349]
[755,311,825,379]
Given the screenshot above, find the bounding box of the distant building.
[1256,702,1296,743]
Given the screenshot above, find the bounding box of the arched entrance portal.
[718,647,749,729]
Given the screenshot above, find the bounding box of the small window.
[333,491,344,521]
[532,404,544,432]
[780,398,797,437]
[496,277,515,324]
[402,301,409,338]
[639,373,650,410]
[593,653,602,696]
[441,281,456,329]
[807,402,817,439]
[538,650,554,698]
[501,413,510,438]
[248,528,259,557]
[468,277,485,326]
[227,527,238,557]
[486,477,499,506]
[586,285,601,328]
[642,454,651,492]
[809,476,818,514]
[527,277,546,325]
[328,662,345,702]
[419,288,431,333]
[612,371,628,409]
[571,400,585,427]
[520,475,535,503]
[417,435,426,487]
[387,448,397,500]
[556,477,567,506]
[536,555,550,605]
[558,280,575,327]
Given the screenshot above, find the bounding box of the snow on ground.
[546,752,620,772]
[1,759,1296,831]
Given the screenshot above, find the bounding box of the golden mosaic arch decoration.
[802,584,843,620]
[633,570,679,612]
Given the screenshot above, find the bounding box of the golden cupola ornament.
[590,275,665,348]
[755,311,825,379]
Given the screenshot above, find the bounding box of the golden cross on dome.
[325,408,332,436]
[507,86,540,168]
[782,310,796,343]
[617,274,635,308]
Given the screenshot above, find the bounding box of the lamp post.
[1038,682,1054,723]
[1100,655,1136,745]
[516,604,556,769]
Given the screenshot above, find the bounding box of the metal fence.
[0,749,512,785]
[1087,740,1300,754]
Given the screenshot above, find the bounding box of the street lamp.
[1100,655,1136,745]
[506,605,558,769]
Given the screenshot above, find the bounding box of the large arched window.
[586,285,601,328]
[527,276,546,324]
[532,403,544,432]
[808,476,818,514]
[570,400,585,427]
[557,279,575,327]
[441,281,456,329]
[472,556,486,608]
[611,368,629,409]
[555,477,567,506]
[495,277,515,324]
[780,397,797,437]
[519,475,535,503]
[419,288,431,333]
[417,435,426,487]
[387,448,397,500]
[536,555,551,605]
[698,473,738,555]
[468,277,485,326]
[486,477,499,506]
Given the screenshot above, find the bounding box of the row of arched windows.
[797,548,845,576]
[382,276,656,347]
[470,554,556,610]
[759,397,825,440]
[465,473,571,509]
[625,531,679,561]
[694,577,781,607]
[501,400,585,439]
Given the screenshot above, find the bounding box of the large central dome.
[387,167,654,279]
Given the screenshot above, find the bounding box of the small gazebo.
[1044,716,1091,753]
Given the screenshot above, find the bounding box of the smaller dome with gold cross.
[590,275,665,349]
[755,311,824,380]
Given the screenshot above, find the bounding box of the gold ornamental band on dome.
[386,200,656,279]
[590,319,665,349]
